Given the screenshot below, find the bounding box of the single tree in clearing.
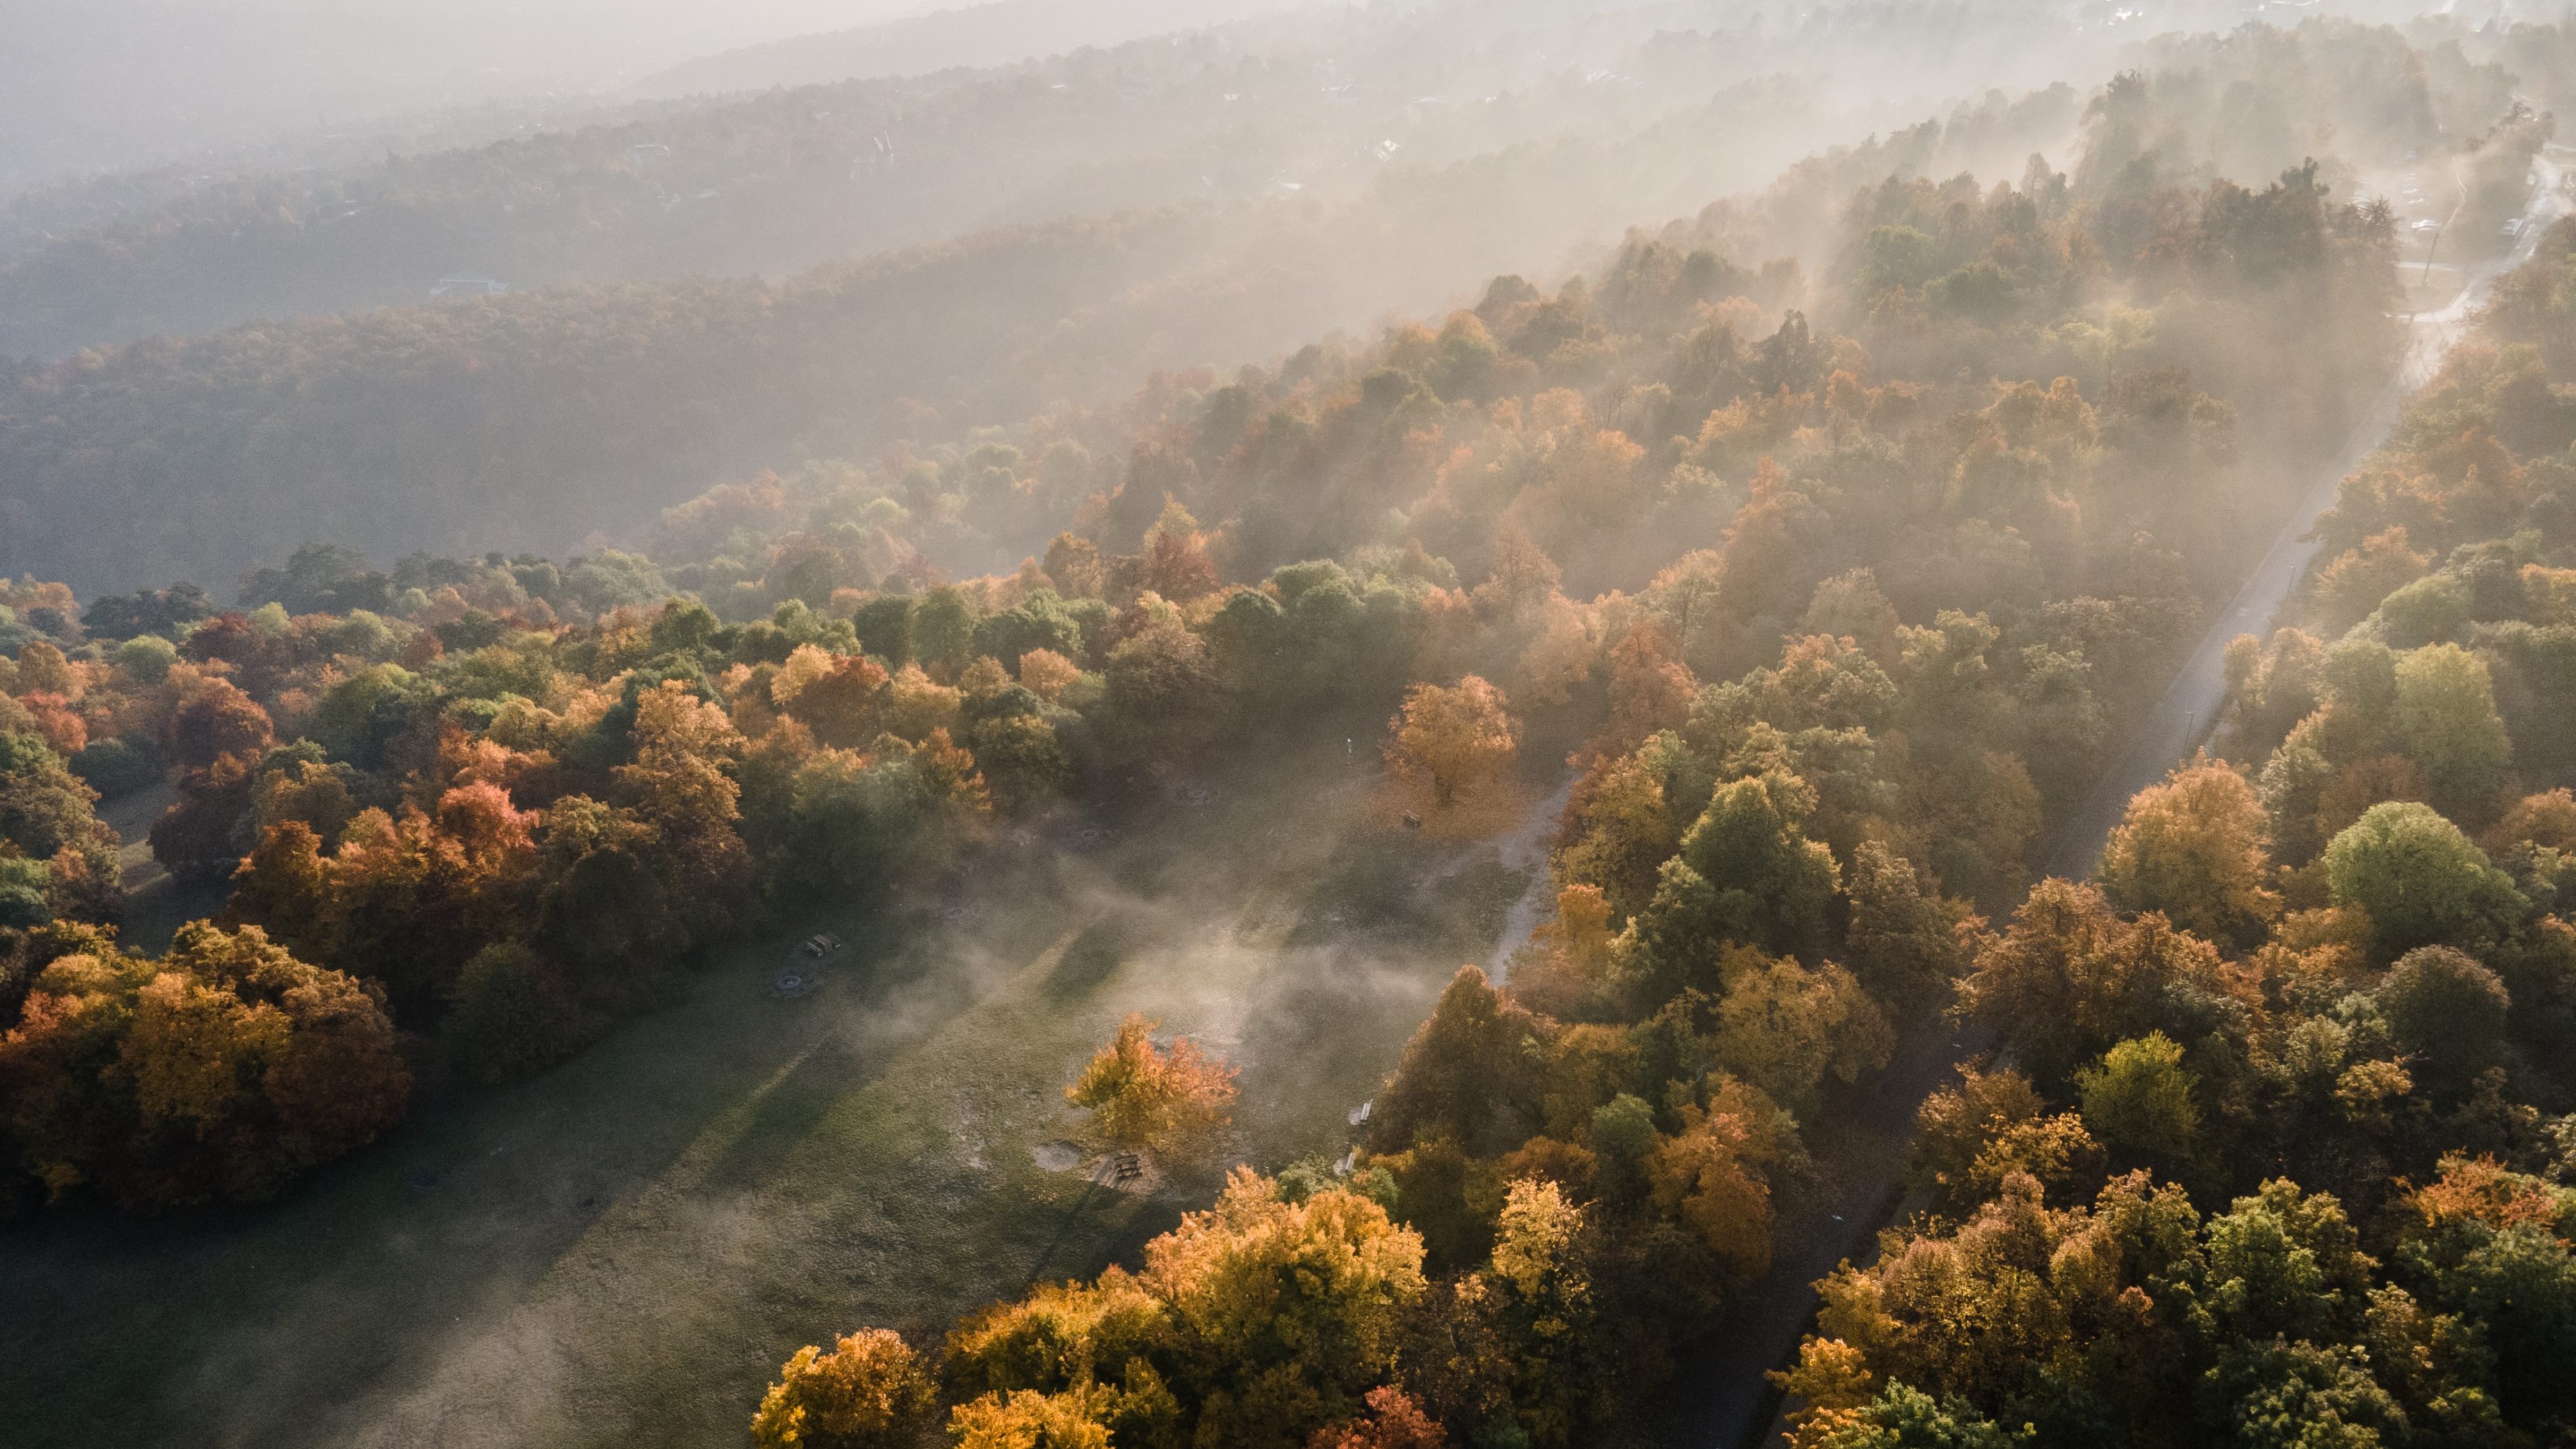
[1066,1012,1239,1159]
[1384,675,1519,812]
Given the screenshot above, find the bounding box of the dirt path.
[1482,776,1578,982]
[1679,162,2572,1449]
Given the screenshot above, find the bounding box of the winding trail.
[1679,160,2572,1449]
[1483,776,1579,982]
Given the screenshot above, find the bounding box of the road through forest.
[1682,157,2574,1449]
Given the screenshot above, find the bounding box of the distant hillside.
[0,211,1212,599]
[0,77,2082,600]
[636,0,1313,98]
[1,0,2143,361]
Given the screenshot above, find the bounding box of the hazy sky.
[0,0,1271,194]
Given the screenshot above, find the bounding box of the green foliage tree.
[2074,1033,2201,1181]
[1841,843,1971,1010]
[909,586,978,673]
[2374,946,2511,1090]
[0,854,52,928]
[1586,1092,1659,1201]
[0,730,104,861]
[2322,802,2528,956]
[1633,771,1839,982]
[114,634,178,684]
[2392,644,2513,822]
[1372,967,1548,1156]
[1104,602,1218,758]
[1807,1382,2022,1449]
[443,943,585,1086]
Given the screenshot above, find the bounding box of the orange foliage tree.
[0,921,409,1210]
[2096,755,2280,947]
[1385,675,1519,810]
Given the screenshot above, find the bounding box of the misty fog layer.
[6,0,2469,597]
[6,3,2576,1449]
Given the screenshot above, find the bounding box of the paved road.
[1682,157,2571,1449]
[2049,156,2571,881]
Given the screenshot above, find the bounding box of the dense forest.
[11,119,2394,1209]
[5,4,2574,1448]
[1765,221,2576,1448]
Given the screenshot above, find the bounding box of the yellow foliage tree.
[1647,1088,1790,1278]
[1489,1177,1587,1311]
[1774,1337,1877,1449]
[750,1328,936,1449]
[1018,648,1083,703]
[1550,751,1683,924]
[1065,1013,1237,1157]
[944,1173,1423,1449]
[878,662,964,742]
[0,921,410,1209]
[1144,1168,1430,1448]
[1712,955,1894,1117]
[948,1268,1171,1400]
[1482,1176,1596,1446]
[125,971,293,1133]
[1509,884,1622,1029]
[950,1386,1117,1449]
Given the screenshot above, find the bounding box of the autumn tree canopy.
[1385,676,1519,811]
[1066,1013,1239,1159]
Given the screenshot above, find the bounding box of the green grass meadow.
[1,744,1527,1447]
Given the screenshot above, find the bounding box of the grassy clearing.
[93,778,229,955]
[0,741,1527,1448]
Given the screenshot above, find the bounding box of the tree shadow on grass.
[0,911,965,1449]
[1044,921,1129,1005]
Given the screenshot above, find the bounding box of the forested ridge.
[0,83,2085,602]
[0,0,2079,362]
[5,10,2575,1449]
[0,0,2511,368]
[0,211,1227,599]
[0,15,2492,604]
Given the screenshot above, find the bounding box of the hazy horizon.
[0,0,1314,197]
